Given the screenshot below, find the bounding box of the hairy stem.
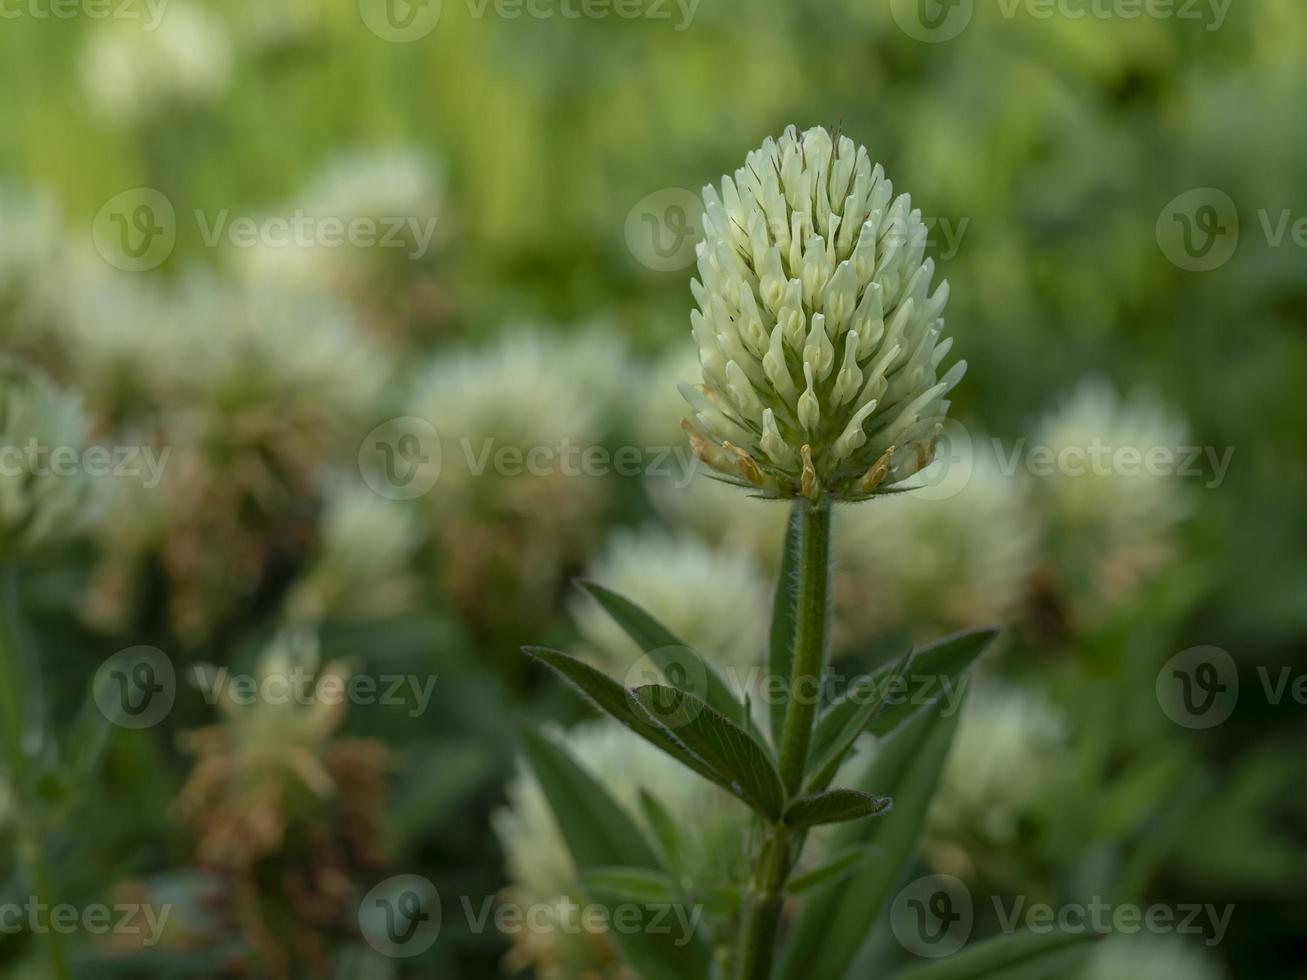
[734,500,834,979]
[776,499,832,793]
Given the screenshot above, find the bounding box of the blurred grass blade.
[519,726,712,980]
[523,646,733,792]
[631,685,786,821]
[0,566,45,775]
[576,580,765,744]
[886,929,1101,980]
[639,787,686,876]
[784,789,891,829]
[778,694,966,980]
[767,504,803,745]
[787,844,877,895]
[581,867,678,904]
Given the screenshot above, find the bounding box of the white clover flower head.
[571,527,769,673]
[493,720,745,979]
[1083,934,1226,980]
[683,125,965,501]
[53,265,180,410]
[286,477,422,624]
[302,148,443,234]
[79,4,233,128]
[926,682,1065,857]
[176,271,391,420]
[0,360,102,558]
[410,327,621,503]
[837,442,1039,637]
[0,185,64,338]
[1031,378,1190,609]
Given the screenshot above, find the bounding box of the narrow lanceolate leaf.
[639,788,686,876]
[787,844,877,895]
[886,928,1102,980]
[519,726,662,871]
[807,646,914,793]
[868,628,997,738]
[784,789,891,829]
[778,695,967,980]
[767,505,804,745]
[523,647,730,792]
[519,727,711,980]
[581,867,678,905]
[631,685,786,821]
[576,581,764,743]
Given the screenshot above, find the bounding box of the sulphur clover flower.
[681,125,965,501]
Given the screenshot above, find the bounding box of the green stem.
[21,827,71,980]
[734,500,834,980]
[776,500,832,794]
[733,829,790,980]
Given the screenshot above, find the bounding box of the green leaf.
[784,789,891,829]
[868,629,996,737]
[639,788,686,876]
[767,505,803,745]
[777,695,967,980]
[523,646,730,791]
[631,685,786,820]
[518,727,712,980]
[787,845,877,895]
[886,929,1101,980]
[577,581,764,743]
[807,646,913,793]
[581,867,679,904]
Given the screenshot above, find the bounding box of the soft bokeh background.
[1,0,1305,977]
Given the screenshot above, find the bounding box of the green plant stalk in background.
[736,501,831,980]
[0,569,71,980]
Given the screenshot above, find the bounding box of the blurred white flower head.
[0,361,102,557]
[837,440,1040,639]
[52,262,179,412]
[1031,378,1191,613]
[925,682,1065,872]
[648,472,792,573]
[285,477,422,624]
[174,271,391,421]
[79,4,234,128]
[571,526,770,674]
[683,124,964,501]
[493,719,745,980]
[0,185,65,340]
[411,326,626,505]
[1082,933,1225,980]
